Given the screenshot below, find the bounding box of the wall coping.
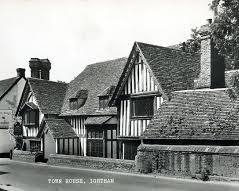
[13,150,37,155]
[49,154,135,164]
[138,144,239,155]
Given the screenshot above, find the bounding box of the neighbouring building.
[109,41,200,160]
[0,68,26,154]
[59,58,127,158]
[16,58,77,159]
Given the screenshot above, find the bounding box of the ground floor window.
[87,127,117,158]
[29,140,41,152]
[56,138,83,156]
[87,140,103,157]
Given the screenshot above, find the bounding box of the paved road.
[0,158,239,191]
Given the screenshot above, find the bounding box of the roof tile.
[61,57,127,116]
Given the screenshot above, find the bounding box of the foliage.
[180,28,201,54]
[180,0,239,68]
[210,0,239,68]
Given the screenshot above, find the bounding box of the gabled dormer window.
[99,96,109,110]
[98,86,115,110]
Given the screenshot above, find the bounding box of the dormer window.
[69,89,88,110]
[69,98,78,110]
[98,86,115,110]
[99,96,109,110]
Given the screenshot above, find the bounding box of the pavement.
[0,158,239,191]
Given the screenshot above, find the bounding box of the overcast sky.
[0,0,213,82]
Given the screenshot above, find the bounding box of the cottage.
[135,21,239,177]
[0,68,26,154]
[16,58,77,159]
[109,40,200,159]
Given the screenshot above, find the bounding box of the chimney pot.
[16,68,25,78]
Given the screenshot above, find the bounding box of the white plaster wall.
[0,129,15,153]
[0,78,26,153]
[44,130,56,159]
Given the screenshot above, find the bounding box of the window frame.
[130,96,154,119]
[98,96,109,110]
[22,109,39,127]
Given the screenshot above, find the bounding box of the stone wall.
[48,154,135,173]
[136,144,239,179]
[12,150,37,163]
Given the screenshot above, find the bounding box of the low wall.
[136,144,239,179]
[48,154,135,173]
[12,150,37,163]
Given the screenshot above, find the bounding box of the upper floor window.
[99,96,109,110]
[69,89,88,110]
[131,96,154,118]
[69,98,78,110]
[22,110,38,127]
[98,86,115,110]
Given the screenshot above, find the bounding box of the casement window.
[69,90,88,110]
[131,96,154,118]
[87,128,117,158]
[69,98,78,110]
[87,129,104,157]
[23,110,38,127]
[22,109,39,137]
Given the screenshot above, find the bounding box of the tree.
[180,28,201,54]
[181,0,239,69]
[210,0,239,68]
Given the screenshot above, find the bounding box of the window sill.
[131,116,153,120]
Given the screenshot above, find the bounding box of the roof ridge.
[136,41,200,56]
[85,57,127,67]
[27,77,68,85]
[0,76,17,82]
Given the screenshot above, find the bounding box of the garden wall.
[48,154,135,173]
[136,144,239,179]
[12,150,37,163]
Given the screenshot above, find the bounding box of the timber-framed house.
[110,41,200,160]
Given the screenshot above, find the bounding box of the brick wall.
[136,144,239,179]
[48,154,135,173]
[12,150,37,163]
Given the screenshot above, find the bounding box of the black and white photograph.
[0,0,239,190]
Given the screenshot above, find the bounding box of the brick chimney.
[29,58,51,80]
[16,68,25,78]
[194,19,225,89]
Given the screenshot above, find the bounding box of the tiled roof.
[26,102,38,110]
[61,57,127,116]
[142,88,239,140]
[28,78,68,115]
[137,42,201,97]
[45,118,77,138]
[167,44,182,50]
[0,77,18,98]
[19,102,38,114]
[85,116,112,125]
[98,86,115,97]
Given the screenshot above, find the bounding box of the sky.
[0,0,213,82]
